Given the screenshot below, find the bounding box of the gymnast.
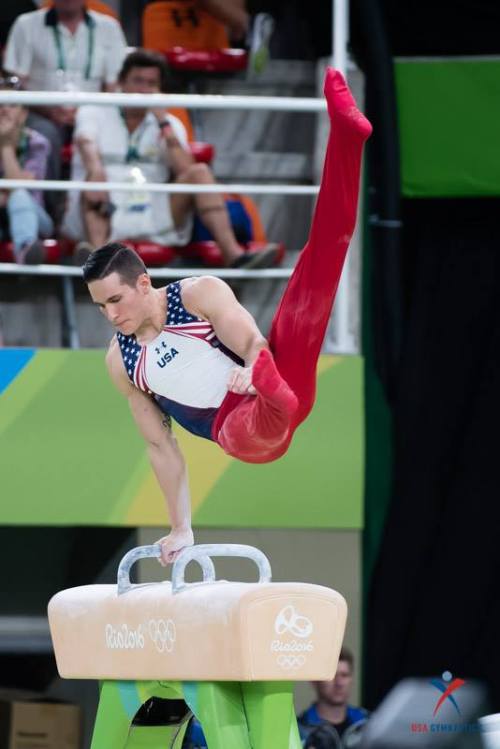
[83,69,372,565]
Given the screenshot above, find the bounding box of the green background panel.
[193,356,363,528]
[0,350,146,525]
[396,59,500,197]
[0,350,363,528]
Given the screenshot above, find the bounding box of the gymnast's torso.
[116,281,243,440]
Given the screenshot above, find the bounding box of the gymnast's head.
[83,242,152,336]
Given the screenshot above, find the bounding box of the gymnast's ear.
[136,272,152,295]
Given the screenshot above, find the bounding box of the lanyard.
[120,111,150,164]
[16,130,30,167]
[52,20,95,81]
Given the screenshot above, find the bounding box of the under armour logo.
[155,341,168,355]
[274,605,313,638]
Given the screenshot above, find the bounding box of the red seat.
[131,240,285,268]
[0,239,72,264]
[189,141,215,163]
[0,240,285,268]
[127,242,176,267]
[165,47,248,74]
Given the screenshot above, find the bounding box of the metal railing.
[0,1,358,353]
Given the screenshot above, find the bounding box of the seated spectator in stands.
[3,0,127,186]
[62,49,278,268]
[197,0,274,70]
[0,74,53,264]
[298,648,368,748]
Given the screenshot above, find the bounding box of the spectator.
[3,0,127,189]
[196,1,274,72]
[0,73,53,264]
[298,648,368,748]
[62,48,278,269]
[182,716,207,748]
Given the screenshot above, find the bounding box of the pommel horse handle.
[117,544,215,595]
[117,543,272,596]
[171,544,272,593]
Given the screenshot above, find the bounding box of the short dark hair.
[338,646,354,670]
[118,49,173,93]
[82,243,147,287]
[305,724,339,749]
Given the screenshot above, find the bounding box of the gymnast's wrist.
[171,521,192,532]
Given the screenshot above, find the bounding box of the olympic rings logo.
[274,605,313,638]
[277,655,306,670]
[148,618,176,653]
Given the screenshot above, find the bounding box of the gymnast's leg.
[215,69,372,462]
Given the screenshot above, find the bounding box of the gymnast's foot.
[324,68,373,141]
[251,348,298,417]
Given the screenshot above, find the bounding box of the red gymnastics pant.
[211,68,373,463]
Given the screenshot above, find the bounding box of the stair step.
[214,151,312,181]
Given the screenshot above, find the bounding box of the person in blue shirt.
[298,647,369,747]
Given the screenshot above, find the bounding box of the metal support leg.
[61,276,80,349]
[182,681,252,749]
[90,680,189,749]
[242,681,302,749]
[90,679,302,749]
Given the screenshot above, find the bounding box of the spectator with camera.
[0,73,53,264]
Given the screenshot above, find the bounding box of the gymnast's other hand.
[156,526,194,566]
[227,366,257,395]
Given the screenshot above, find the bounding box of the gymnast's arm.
[182,276,268,394]
[106,340,194,564]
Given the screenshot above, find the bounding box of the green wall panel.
[0,350,364,528]
[396,59,500,197]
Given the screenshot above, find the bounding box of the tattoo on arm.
[162,414,172,431]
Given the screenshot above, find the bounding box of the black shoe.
[74,241,94,267]
[19,240,47,265]
[230,243,279,270]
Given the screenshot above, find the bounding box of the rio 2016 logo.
[274,605,313,638]
[272,605,314,671]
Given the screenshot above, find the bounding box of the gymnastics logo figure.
[430,671,466,716]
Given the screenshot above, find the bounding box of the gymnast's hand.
[156,526,194,566]
[227,366,257,395]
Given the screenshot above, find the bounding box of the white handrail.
[0,90,326,112]
[333,0,349,76]
[0,178,319,196]
[0,262,293,280]
[332,0,356,354]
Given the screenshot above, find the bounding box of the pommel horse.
[48,544,347,748]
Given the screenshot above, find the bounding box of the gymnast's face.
[88,271,151,335]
